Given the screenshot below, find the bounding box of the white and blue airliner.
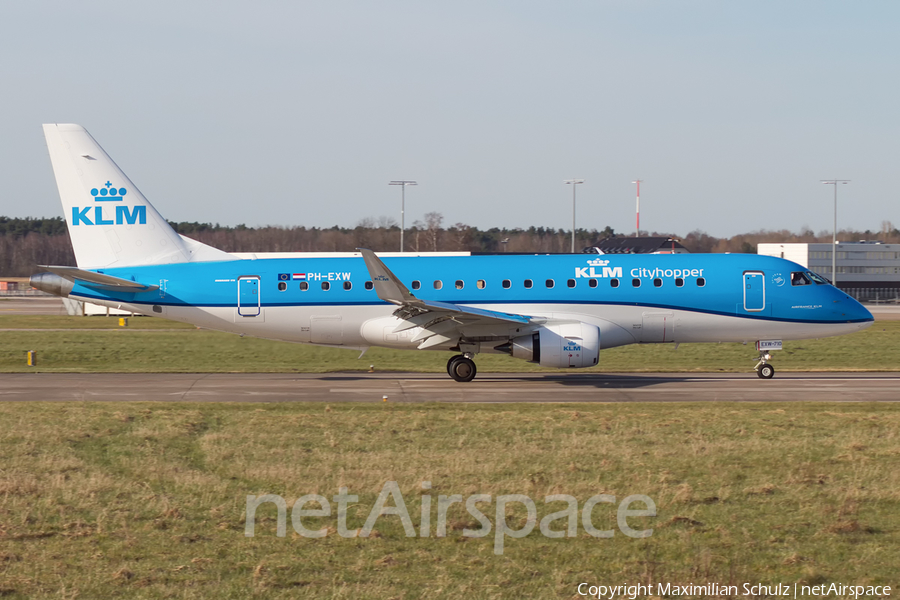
[31,124,874,381]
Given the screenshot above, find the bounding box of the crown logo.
[90,181,127,202]
[586,258,609,266]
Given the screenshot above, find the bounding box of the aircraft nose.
[854,301,875,324]
[834,293,873,325]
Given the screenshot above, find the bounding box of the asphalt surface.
[0,297,71,315]
[1,372,899,403]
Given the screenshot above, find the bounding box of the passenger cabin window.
[696,278,706,287]
[791,272,811,286]
[455,280,464,290]
[321,281,330,291]
[364,281,373,290]
[675,278,684,287]
[524,279,533,289]
[632,278,641,287]
[567,279,576,288]
[277,281,287,291]
[610,278,619,288]
[434,280,443,290]
[343,281,352,290]
[411,280,421,290]
[502,279,511,289]
[300,281,309,291]
[545,279,555,289]
[588,279,598,288]
[476,279,486,289]
[653,278,662,288]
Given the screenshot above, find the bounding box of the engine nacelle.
[500,323,600,369]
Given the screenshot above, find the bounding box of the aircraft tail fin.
[42,124,231,268]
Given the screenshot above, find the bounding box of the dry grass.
[1,316,899,374]
[0,402,897,598]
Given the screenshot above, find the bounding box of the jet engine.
[496,323,600,368]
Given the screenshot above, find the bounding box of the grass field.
[0,316,898,373]
[0,402,897,599]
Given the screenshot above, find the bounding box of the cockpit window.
[791,272,811,286]
[807,272,828,285]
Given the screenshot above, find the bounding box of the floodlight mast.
[389,180,417,252]
[632,180,643,236]
[564,179,584,252]
[821,179,850,287]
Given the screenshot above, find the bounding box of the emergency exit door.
[743,271,765,312]
[238,276,261,316]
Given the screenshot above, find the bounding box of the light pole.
[564,179,584,252]
[821,179,849,286]
[632,180,643,236]
[389,180,417,252]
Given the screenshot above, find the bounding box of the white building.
[758,242,900,302]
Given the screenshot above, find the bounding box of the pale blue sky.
[2,1,897,237]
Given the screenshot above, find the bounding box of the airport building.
[758,242,900,303]
[587,237,689,254]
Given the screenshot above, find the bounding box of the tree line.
[1,215,898,276]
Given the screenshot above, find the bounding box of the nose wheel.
[447,354,477,382]
[754,352,775,379]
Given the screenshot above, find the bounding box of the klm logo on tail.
[91,181,127,201]
[72,182,146,226]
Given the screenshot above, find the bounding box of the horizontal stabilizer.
[39,265,159,293]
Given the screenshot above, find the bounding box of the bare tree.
[449,222,473,251]
[424,212,443,252]
[411,221,423,253]
[8,217,900,276]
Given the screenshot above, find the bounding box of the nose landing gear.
[753,340,782,379]
[754,352,775,379]
[447,353,477,382]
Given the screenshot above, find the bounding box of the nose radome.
[856,302,875,324]
[838,295,874,323]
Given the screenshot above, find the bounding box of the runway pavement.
[0,297,70,315]
[1,372,899,403]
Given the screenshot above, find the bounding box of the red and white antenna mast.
[632,180,643,236]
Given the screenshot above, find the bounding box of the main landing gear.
[447,354,477,382]
[754,352,775,379]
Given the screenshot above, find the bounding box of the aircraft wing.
[39,265,159,293]
[357,249,543,349]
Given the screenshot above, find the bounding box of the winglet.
[356,248,416,305]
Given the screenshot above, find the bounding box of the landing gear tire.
[447,355,463,377]
[448,356,477,382]
[758,364,775,379]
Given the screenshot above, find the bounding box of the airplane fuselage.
[35,123,875,381]
[55,253,873,354]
